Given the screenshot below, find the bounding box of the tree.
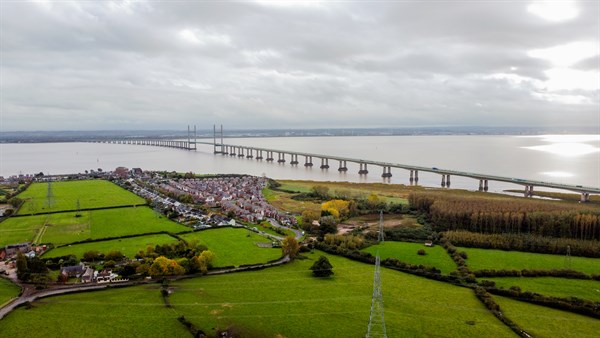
[7,197,23,208]
[83,250,102,262]
[16,252,28,281]
[148,256,185,277]
[310,256,334,277]
[319,216,338,236]
[311,185,330,199]
[282,236,300,260]
[105,250,124,262]
[191,250,215,274]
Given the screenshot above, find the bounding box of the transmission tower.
[366,254,387,338]
[75,199,81,217]
[378,210,385,244]
[46,180,55,209]
[564,245,572,269]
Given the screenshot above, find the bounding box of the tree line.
[409,192,600,240]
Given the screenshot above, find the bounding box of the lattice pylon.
[366,254,387,338]
[46,180,55,209]
[378,210,385,244]
[564,245,572,269]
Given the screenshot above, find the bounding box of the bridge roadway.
[193,141,600,200]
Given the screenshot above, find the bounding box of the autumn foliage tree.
[282,236,300,260]
[149,256,186,277]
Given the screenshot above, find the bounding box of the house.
[60,263,87,278]
[131,168,143,176]
[81,267,95,283]
[5,243,31,256]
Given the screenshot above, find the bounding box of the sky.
[1,0,599,131]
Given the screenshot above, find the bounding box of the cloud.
[1,1,598,131]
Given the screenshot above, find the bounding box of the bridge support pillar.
[338,160,347,171]
[524,185,534,197]
[277,152,286,163]
[238,147,245,157]
[381,166,392,178]
[230,146,236,156]
[441,175,446,187]
[290,154,298,165]
[358,163,368,175]
[580,192,590,203]
[304,156,313,167]
[320,158,329,169]
[446,175,451,188]
[478,179,483,191]
[266,151,274,162]
[484,180,488,192]
[256,150,263,160]
[246,149,254,159]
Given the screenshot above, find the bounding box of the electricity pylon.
[564,245,572,269]
[366,254,387,338]
[367,211,387,337]
[46,180,55,209]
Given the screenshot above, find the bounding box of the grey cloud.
[1,1,598,131]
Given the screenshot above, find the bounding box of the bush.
[417,249,426,256]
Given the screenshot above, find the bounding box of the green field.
[39,207,189,245]
[43,234,180,260]
[0,278,20,307]
[493,296,600,337]
[490,277,600,303]
[0,214,47,246]
[363,241,458,274]
[460,247,600,275]
[0,284,190,337]
[180,228,283,267]
[17,180,145,215]
[170,251,515,338]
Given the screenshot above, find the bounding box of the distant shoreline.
[2,127,599,144]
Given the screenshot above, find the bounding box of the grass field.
[490,277,600,303]
[180,228,283,267]
[0,214,47,246]
[42,234,180,260]
[277,180,415,203]
[493,295,600,337]
[170,251,515,338]
[17,180,145,215]
[38,207,189,245]
[0,284,190,337]
[262,188,322,214]
[363,241,457,274]
[0,278,20,307]
[460,247,600,275]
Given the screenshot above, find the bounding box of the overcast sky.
[1,0,598,131]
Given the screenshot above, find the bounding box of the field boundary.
[10,203,148,218]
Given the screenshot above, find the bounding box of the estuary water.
[1,135,599,193]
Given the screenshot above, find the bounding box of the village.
[0,168,300,285]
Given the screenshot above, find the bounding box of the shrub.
[417,249,426,256]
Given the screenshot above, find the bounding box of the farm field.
[39,207,189,245]
[490,277,600,303]
[42,234,180,260]
[493,295,600,337]
[362,241,457,274]
[0,214,47,246]
[17,180,145,215]
[170,251,515,338]
[0,278,20,307]
[0,284,190,337]
[459,247,600,275]
[180,228,282,267]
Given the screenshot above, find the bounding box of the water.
[1,135,598,193]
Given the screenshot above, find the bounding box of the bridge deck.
[194,141,600,194]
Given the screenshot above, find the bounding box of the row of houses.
[60,263,120,283]
[162,176,297,225]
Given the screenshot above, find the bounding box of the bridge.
[97,125,600,202]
